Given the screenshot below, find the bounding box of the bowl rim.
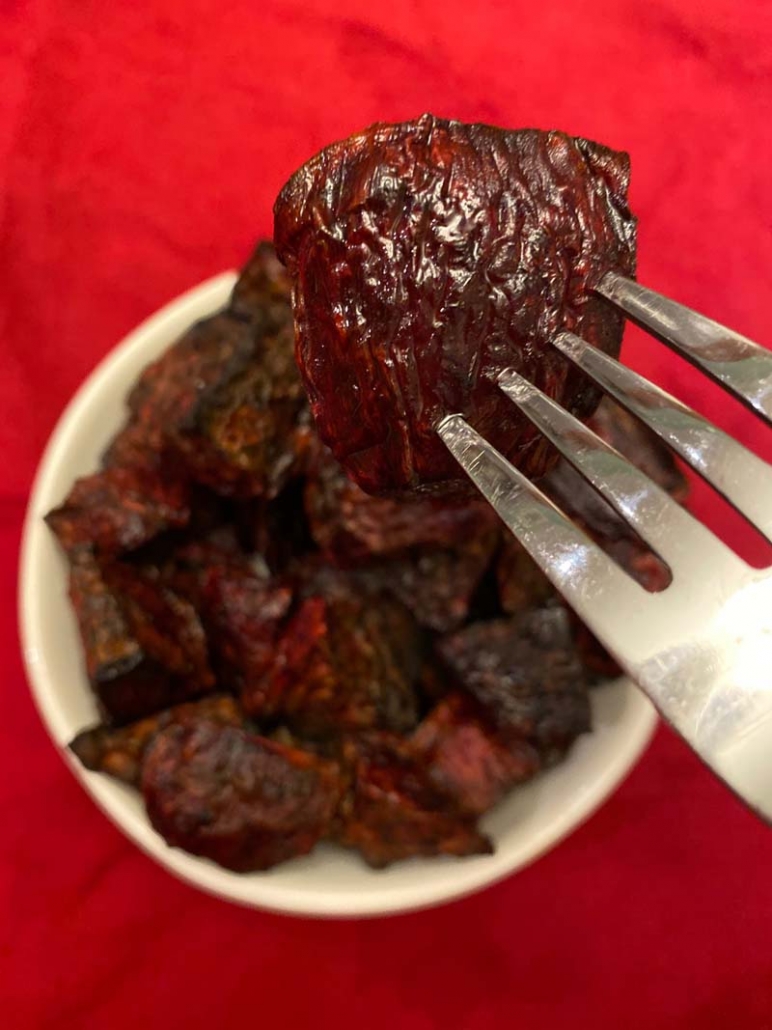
[18,273,658,918]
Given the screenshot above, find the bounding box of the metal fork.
[437,272,772,823]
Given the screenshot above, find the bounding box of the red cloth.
[2,1,772,1027]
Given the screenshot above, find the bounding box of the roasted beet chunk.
[305,450,500,629]
[68,552,215,725]
[101,561,214,689]
[197,558,293,694]
[250,581,421,737]
[142,721,342,871]
[69,695,244,785]
[336,734,492,867]
[275,114,637,495]
[169,326,314,499]
[124,312,257,454]
[305,449,499,561]
[68,549,147,703]
[412,692,541,815]
[161,245,312,498]
[101,418,165,472]
[104,244,312,500]
[438,609,591,755]
[46,466,190,556]
[229,239,294,324]
[365,540,498,633]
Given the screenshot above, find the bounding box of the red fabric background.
[2,1,772,1026]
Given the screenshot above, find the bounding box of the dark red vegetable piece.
[275,114,637,495]
[229,239,295,325]
[305,449,499,562]
[101,561,214,689]
[69,695,244,785]
[437,608,591,756]
[363,537,499,633]
[125,312,256,451]
[198,558,293,695]
[68,548,146,702]
[142,720,343,871]
[68,551,215,725]
[304,449,500,630]
[46,466,190,556]
[250,580,421,738]
[168,317,315,499]
[163,244,313,498]
[105,243,313,500]
[336,733,492,868]
[101,418,165,472]
[412,691,541,816]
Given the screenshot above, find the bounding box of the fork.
[437,272,772,823]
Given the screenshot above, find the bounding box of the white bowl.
[19,273,657,917]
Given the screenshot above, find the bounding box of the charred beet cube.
[250,579,421,738]
[101,419,165,472]
[305,451,500,630]
[152,246,313,499]
[100,311,256,484]
[46,466,190,556]
[364,538,499,633]
[68,549,146,703]
[438,609,591,756]
[68,552,215,725]
[142,720,343,871]
[157,538,293,695]
[105,244,312,501]
[336,733,492,868]
[169,320,314,499]
[69,695,244,786]
[305,449,499,562]
[412,691,541,816]
[229,239,294,325]
[126,312,257,446]
[275,115,636,495]
[198,558,293,695]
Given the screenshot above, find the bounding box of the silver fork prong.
[597,272,772,424]
[553,331,772,543]
[436,413,649,640]
[497,369,735,567]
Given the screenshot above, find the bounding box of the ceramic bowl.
[19,273,657,917]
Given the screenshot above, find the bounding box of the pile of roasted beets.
[47,243,686,871]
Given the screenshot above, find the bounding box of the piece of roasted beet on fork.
[275,114,636,496]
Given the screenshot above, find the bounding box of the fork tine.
[596,272,772,424]
[497,369,736,566]
[553,331,772,543]
[436,413,647,638]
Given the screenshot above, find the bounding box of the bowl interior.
[19,273,657,917]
